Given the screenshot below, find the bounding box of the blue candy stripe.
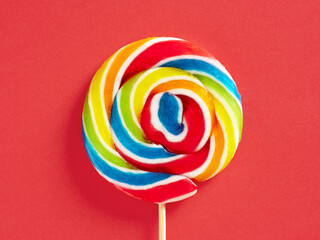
[111,95,177,159]
[82,127,173,186]
[158,93,184,135]
[159,59,241,102]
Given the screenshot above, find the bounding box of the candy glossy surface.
[82,37,243,203]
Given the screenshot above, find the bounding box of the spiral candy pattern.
[82,37,243,203]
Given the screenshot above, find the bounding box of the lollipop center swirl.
[83,37,243,203]
[110,67,216,174]
[143,92,189,153]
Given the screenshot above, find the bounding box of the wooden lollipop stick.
[159,203,166,240]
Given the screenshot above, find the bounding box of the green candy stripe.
[119,72,148,143]
[83,95,134,169]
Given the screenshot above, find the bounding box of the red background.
[1,0,319,239]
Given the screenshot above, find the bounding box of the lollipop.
[82,37,243,237]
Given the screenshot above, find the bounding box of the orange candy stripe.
[104,38,155,118]
[196,123,225,181]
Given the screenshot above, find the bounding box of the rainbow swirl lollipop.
[82,37,243,203]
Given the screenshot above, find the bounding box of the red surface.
[1,0,319,239]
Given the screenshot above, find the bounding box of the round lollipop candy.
[82,37,243,238]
